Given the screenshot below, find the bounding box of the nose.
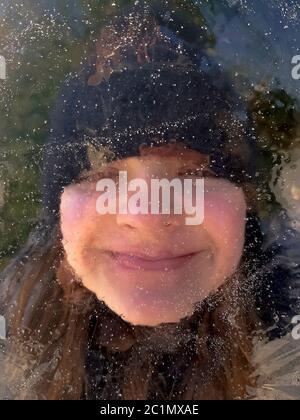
[114,166,186,231]
[116,212,183,231]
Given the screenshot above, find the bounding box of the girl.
[1,2,299,400]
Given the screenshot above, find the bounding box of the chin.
[101,296,196,327]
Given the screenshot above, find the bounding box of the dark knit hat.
[42,1,257,220]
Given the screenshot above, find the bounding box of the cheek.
[203,188,247,280]
[60,187,98,249]
[204,192,246,246]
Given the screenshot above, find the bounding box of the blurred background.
[0,0,300,269]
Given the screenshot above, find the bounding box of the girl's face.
[60,145,247,326]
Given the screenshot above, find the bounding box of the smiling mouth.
[104,251,201,271]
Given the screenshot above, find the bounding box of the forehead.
[138,143,210,163]
[87,143,210,171]
[111,145,211,170]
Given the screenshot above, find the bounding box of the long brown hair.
[1,215,260,400]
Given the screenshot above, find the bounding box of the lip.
[104,251,201,271]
